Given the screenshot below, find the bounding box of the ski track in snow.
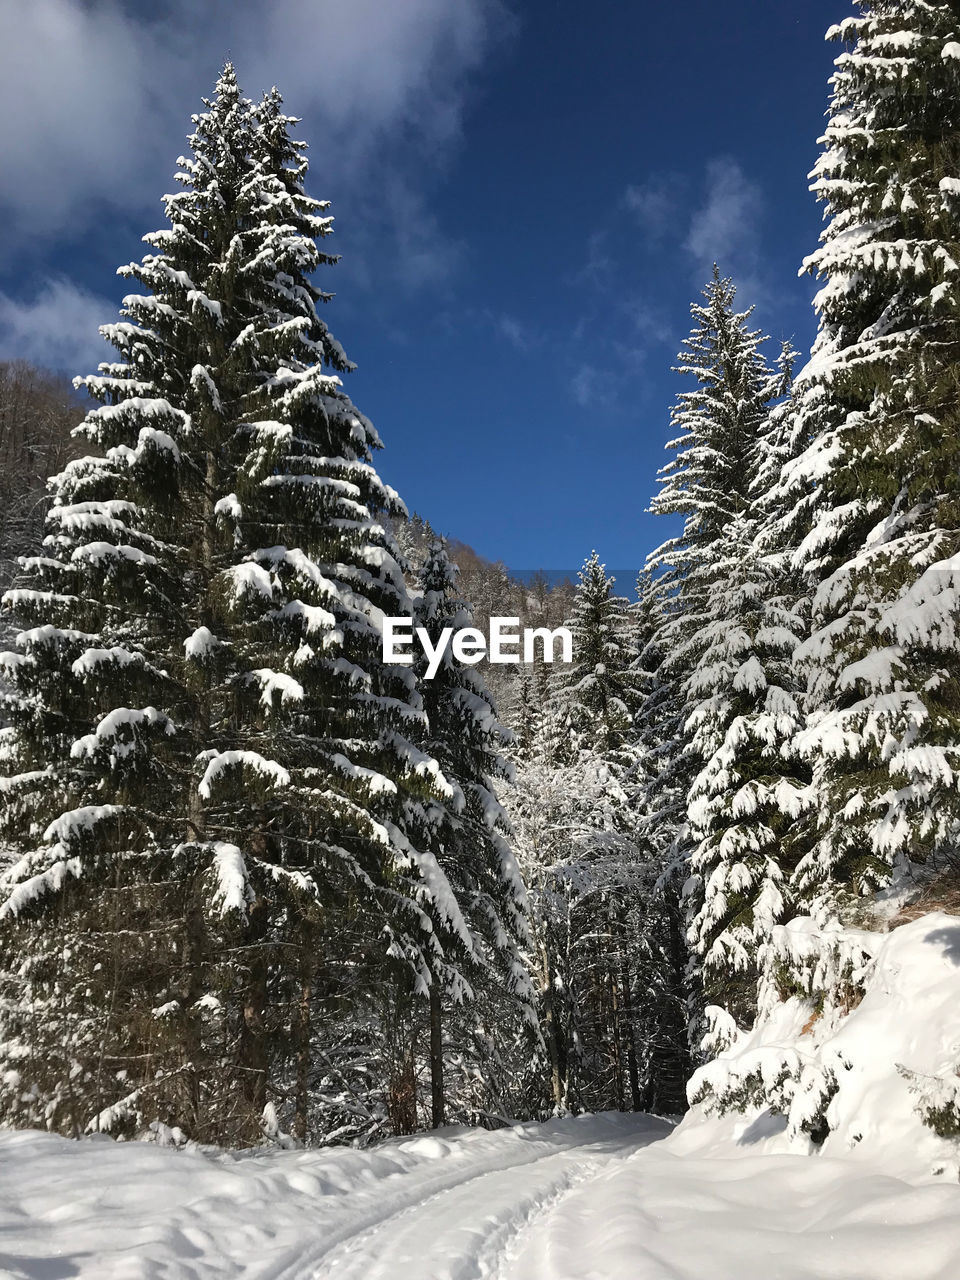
[253,1118,660,1280]
[4,1111,960,1279]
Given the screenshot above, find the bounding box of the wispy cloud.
[570,230,614,291]
[0,0,509,293]
[683,157,765,293]
[497,314,530,351]
[624,173,686,241]
[622,297,673,346]
[570,363,608,409]
[0,277,112,374]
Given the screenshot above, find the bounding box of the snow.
[71,645,150,678]
[71,706,175,761]
[184,626,220,659]
[2,1106,960,1279]
[214,493,242,520]
[251,668,305,707]
[197,750,290,799]
[690,914,960,1180]
[210,841,253,916]
[42,803,125,849]
[71,542,157,568]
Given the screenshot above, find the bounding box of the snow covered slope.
[2,1105,960,1279]
[687,911,960,1179]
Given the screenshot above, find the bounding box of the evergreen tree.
[684,534,808,1023]
[509,739,636,1113]
[780,1,960,913]
[0,68,463,1144]
[412,540,534,1126]
[510,554,649,1114]
[681,347,811,1025]
[649,266,773,558]
[543,552,640,766]
[625,572,696,1106]
[640,271,790,1046]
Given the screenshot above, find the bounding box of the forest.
[1,0,960,1176]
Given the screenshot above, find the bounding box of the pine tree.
[679,347,810,1024]
[649,266,774,557]
[0,68,462,1144]
[684,524,808,1024]
[640,271,790,1047]
[411,540,533,1127]
[509,739,636,1113]
[543,552,640,767]
[624,572,697,1107]
[780,1,960,913]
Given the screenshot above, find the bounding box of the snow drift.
[683,911,960,1179]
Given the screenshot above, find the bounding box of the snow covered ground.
[3,1107,960,1279]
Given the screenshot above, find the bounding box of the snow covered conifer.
[641,272,794,1041]
[642,270,783,874]
[677,346,812,1023]
[649,266,773,555]
[509,555,660,1114]
[412,540,533,1125]
[780,1,960,913]
[544,552,640,767]
[683,522,808,1023]
[0,68,460,1143]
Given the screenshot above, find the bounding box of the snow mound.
[683,912,960,1178]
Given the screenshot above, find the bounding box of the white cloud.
[623,298,671,346]
[624,173,685,239]
[0,0,507,286]
[0,277,112,375]
[571,364,608,409]
[684,157,764,283]
[572,229,613,291]
[497,314,529,351]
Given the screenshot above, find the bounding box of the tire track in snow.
[471,1156,613,1280]
[251,1123,664,1280]
[251,1142,587,1280]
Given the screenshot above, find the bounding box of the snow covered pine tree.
[682,344,810,1030]
[0,67,469,1145]
[643,270,800,1045]
[543,551,639,767]
[687,1,960,1144]
[412,540,534,1128]
[780,0,960,918]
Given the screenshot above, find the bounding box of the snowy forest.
[2,0,960,1190]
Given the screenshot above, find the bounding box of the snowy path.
[3,1112,960,1279]
[255,1116,661,1280]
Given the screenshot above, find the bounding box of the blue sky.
[0,0,847,574]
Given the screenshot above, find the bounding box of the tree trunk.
[540,940,566,1112]
[608,964,626,1112]
[293,934,313,1145]
[387,988,418,1135]
[238,895,269,1136]
[429,983,445,1128]
[181,888,208,1134]
[619,955,642,1112]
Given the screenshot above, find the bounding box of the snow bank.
[683,912,960,1179]
[2,911,960,1278]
